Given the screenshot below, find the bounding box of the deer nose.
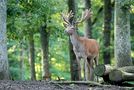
[64,30,70,35]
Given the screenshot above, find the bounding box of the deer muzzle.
[64,30,73,35]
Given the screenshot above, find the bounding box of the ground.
[0,80,133,90]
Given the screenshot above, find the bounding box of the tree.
[68,0,80,80]
[19,41,25,80]
[29,32,36,80]
[0,0,10,79]
[114,0,133,67]
[84,0,92,38]
[40,25,51,80]
[7,0,68,80]
[84,0,92,81]
[103,0,112,64]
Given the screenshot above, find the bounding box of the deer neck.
[70,32,81,47]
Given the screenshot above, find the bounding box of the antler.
[61,10,74,25]
[76,9,92,24]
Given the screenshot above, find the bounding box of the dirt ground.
[0,80,133,90]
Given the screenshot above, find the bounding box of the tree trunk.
[103,0,112,64]
[83,0,92,81]
[0,0,9,80]
[68,0,80,81]
[29,32,36,80]
[40,25,51,80]
[84,0,92,38]
[114,0,133,67]
[20,42,25,80]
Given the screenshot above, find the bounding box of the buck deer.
[61,9,99,81]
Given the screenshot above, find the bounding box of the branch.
[92,1,115,25]
[49,81,102,86]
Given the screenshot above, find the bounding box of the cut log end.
[94,64,105,77]
[94,64,113,77]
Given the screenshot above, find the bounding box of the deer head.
[61,9,92,35]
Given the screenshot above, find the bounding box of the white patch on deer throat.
[70,34,86,58]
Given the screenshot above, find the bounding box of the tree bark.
[109,70,134,82]
[68,0,80,81]
[95,65,134,76]
[114,0,133,67]
[29,32,36,80]
[84,0,92,38]
[40,25,51,80]
[83,0,92,81]
[119,66,134,73]
[103,0,112,64]
[94,64,134,82]
[20,42,25,80]
[0,0,9,80]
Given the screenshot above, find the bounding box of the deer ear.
[63,23,68,28]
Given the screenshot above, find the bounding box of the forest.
[0,0,134,89]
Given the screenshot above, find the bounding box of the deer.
[61,9,99,81]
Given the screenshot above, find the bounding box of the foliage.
[7,0,69,80]
[118,0,134,6]
[7,0,134,80]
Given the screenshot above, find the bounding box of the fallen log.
[94,64,114,77]
[94,64,134,83]
[94,64,114,82]
[118,66,134,73]
[109,70,134,82]
[94,65,134,77]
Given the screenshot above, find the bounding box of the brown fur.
[62,9,99,81]
[70,34,99,81]
[78,37,99,56]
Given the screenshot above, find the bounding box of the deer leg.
[83,60,86,81]
[94,55,99,66]
[89,58,94,81]
[84,57,90,81]
[76,56,81,80]
[94,55,99,82]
